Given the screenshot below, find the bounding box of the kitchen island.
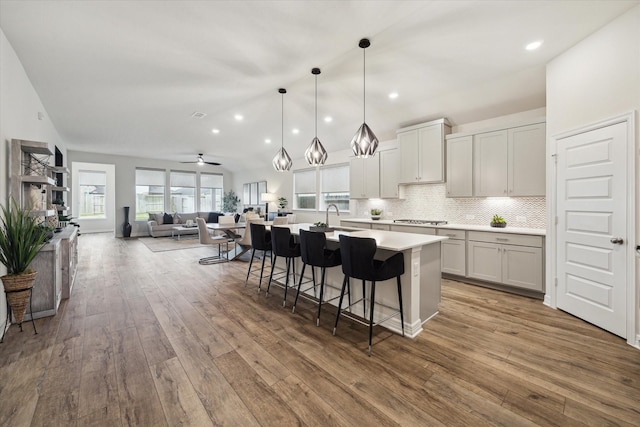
[276,223,447,338]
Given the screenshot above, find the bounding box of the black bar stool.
[246,222,272,291]
[333,234,405,356]
[292,229,342,326]
[266,226,301,307]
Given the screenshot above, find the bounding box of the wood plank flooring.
[1,233,639,426]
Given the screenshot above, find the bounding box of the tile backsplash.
[355,184,546,229]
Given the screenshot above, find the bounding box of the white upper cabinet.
[379,149,401,198]
[398,118,451,184]
[446,135,473,197]
[447,119,546,198]
[349,156,380,199]
[508,123,546,196]
[474,129,509,196]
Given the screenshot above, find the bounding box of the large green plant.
[222,190,241,213]
[0,199,47,275]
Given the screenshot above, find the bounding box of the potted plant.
[278,197,288,212]
[490,214,507,228]
[0,199,47,325]
[222,190,240,213]
[370,208,383,220]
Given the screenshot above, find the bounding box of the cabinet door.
[371,223,390,231]
[473,130,508,196]
[418,124,444,182]
[340,221,371,229]
[349,157,365,198]
[380,149,400,198]
[349,157,379,199]
[398,130,419,183]
[508,123,546,196]
[446,136,473,197]
[501,244,543,291]
[441,239,466,276]
[467,241,501,283]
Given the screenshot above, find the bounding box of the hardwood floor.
[1,233,639,426]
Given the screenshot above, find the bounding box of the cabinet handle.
[503,190,507,194]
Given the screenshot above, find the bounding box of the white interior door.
[556,122,627,337]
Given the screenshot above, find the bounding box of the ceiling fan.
[180,153,221,166]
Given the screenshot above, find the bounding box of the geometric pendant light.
[350,38,379,158]
[273,88,293,171]
[305,67,328,165]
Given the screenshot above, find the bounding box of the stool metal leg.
[266,255,278,295]
[283,257,291,307]
[258,249,269,290]
[333,275,349,335]
[292,263,307,313]
[397,276,405,337]
[316,267,326,326]
[245,248,256,286]
[362,280,367,318]
[368,281,376,357]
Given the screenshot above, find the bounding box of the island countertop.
[278,223,448,252]
[340,218,546,236]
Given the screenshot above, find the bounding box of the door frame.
[547,111,637,348]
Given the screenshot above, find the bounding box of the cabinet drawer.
[371,223,390,231]
[468,231,542,248]
[437,229,465,240]
[340,221,370,229]
[390,224,436,235]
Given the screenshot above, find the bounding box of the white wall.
[67,150,234,237]
[0,29,68,332]
[546,5,640,342]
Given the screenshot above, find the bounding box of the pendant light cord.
[281,92,284,150]
[315,75,318,138]
[363,46,366,123]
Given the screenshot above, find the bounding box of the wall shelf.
[51,186,70,192]
[20,175,56,185]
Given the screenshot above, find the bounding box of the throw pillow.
[208,212,222,223]
[163,212,173,224]
[148,213,155,222]
[154,213,164,225]
[175,214,182,224]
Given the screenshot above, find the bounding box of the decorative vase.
[123,206,132,238]
[1,272,37,324]
[370,215,382,220]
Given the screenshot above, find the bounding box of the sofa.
[146,211,225,237]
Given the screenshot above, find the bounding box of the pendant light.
[273,88,292,171]
[305,68,328,165]
[350,38,379,158]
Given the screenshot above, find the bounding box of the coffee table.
[172,226,197,240]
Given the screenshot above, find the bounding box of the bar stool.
[292,229,342,326]
[333,234,405,356]
[246,222,272,290]
[266,226,301,307]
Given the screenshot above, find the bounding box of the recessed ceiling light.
[265,138,271,144]
[324,116,332,123]
[389,92,399,99]
[211,128,220,134]
[234,114,243,121]
[525,40,543,51]
[292,128,299,134]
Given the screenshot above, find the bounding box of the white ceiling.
[1,0,638,172]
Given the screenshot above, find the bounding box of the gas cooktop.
[393,219,448,225]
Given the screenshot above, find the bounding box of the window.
[293,169,317,210]
[136,169,165,220]
[320,164,350,211]
[78,170,106,218]
[170,171,196,213]
[200,173,223,212]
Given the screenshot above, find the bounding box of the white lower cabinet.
[437,229,466,276]
[467,231,544,292]
[371,223,390,231]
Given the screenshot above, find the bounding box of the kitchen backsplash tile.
[356,184,546,229]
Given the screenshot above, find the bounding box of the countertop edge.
[340,218,546,236]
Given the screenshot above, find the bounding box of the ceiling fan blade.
[205,161,221,166]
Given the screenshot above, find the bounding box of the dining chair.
[196,217,228,264]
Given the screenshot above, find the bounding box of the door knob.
[610,237,624,244]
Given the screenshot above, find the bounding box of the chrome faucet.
[326,203,339,227]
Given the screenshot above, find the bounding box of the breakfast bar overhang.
[278,224,448,338]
